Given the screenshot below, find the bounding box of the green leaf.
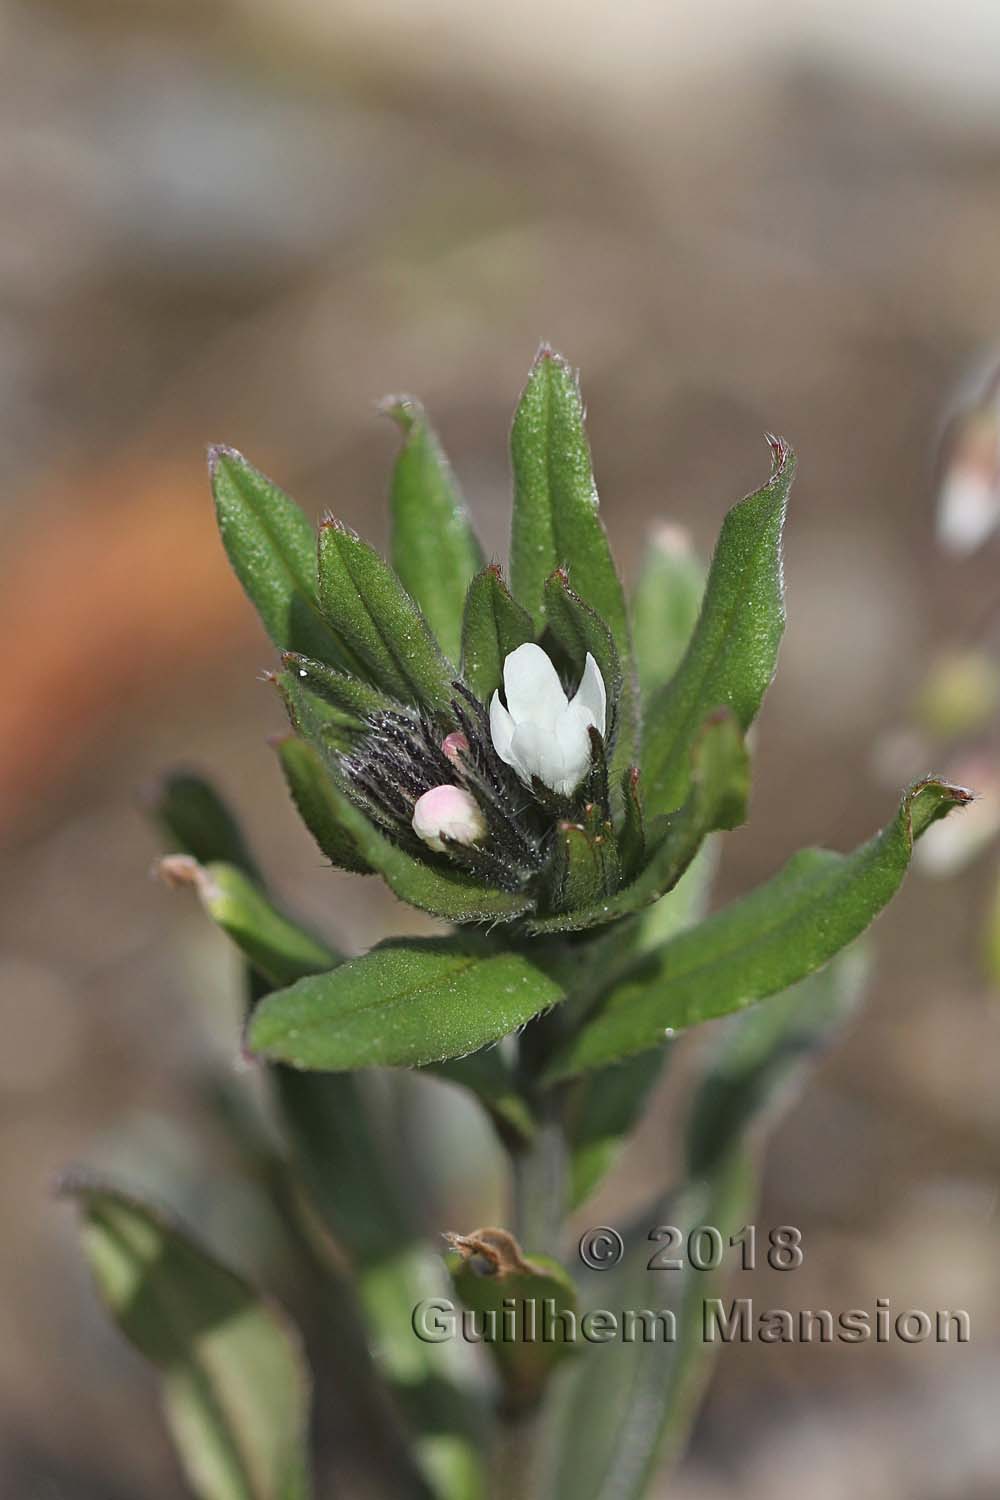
[631,525,705,701]
[642,438,794,819]
[359,1244,487,1499]
[618,767,646,881]
[307,776,535,925]
[459,565,535,704]
[272,667,357,754]
[273,1075,486,1498]
[68,1181,312,1500]
[425,1049,536,1146]
[563,834,722,1210]
[509,351,633,738]
[249,937,566,1071]
[274,1070,413,1263]
[536,1157,751,1500]
[317,520,455,709]
[159,857,339,988]
[150,771,261,882]
[546,777,971,1078]
[686,946,868,1178]
[384,396,484,662]
[275,734,372,875]
[566,1048,666,1209]
[544,818,616,917]
[281,651,400,722]
[541,949,869,1500]
[209,447,351,670]
[527,710,747,935]
[447,1242,577,1410]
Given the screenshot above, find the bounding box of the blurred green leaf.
[447,1242,577,1410]
[151,771,261,883]
[686,946,868,1177]
[275,735,372,875]
[275,1070,412,1264]
[210,447,351,670]
[537,1158,751,1500]
[426,1050,536,1147]
[360,1244,488,1500]
[317,521,455,709]
[384,397,484,663]
[68,1181,312,1500]
[249,938,565,1071]
[563,839,721,1211]
[160,857,338,988]
[631,526,705,700]
[539,953,865,1500]
[566,1049,665,1210]
[527,710,747,935]
[642,439,794,819]
[547,777,971,1078]
[509,349,635,745]
[460,565,535,704]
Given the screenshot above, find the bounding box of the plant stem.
[511,1111,567,1251]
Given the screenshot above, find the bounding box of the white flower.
[412,784,486,853]
[489,643,606,798]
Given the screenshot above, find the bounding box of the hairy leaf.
[460,565,535,704]
[384,396,484,662]
[317,521,455,709]
[509,349,634,745]
[642,439,794,818]
[209,447,350,670]
[275,735,372,875]
[547,778,971,1077]
[249,938,565,1071]
[159,857,338,988]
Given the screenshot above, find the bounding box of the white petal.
[509,720,551,788]
[489,692,516,766]
[552,702,595,795]
[571,652,607,737]
[502,642,567,729]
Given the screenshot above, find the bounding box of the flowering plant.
[67,349,969,1499]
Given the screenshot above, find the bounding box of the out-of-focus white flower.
[489,643,606,798]
[937,463,1000,554]
[412,785,486,853]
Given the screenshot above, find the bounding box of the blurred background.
[3,0,1000,1495]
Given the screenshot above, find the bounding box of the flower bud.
[412,784,486,853]
[441,731,470,763]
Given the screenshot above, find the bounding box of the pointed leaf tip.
[378,392,420,433]
[206,442,244,477]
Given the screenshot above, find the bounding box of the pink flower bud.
[412,784,486,853]
[441,731,470,763]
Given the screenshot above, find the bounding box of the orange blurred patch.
[1,454,258,831]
